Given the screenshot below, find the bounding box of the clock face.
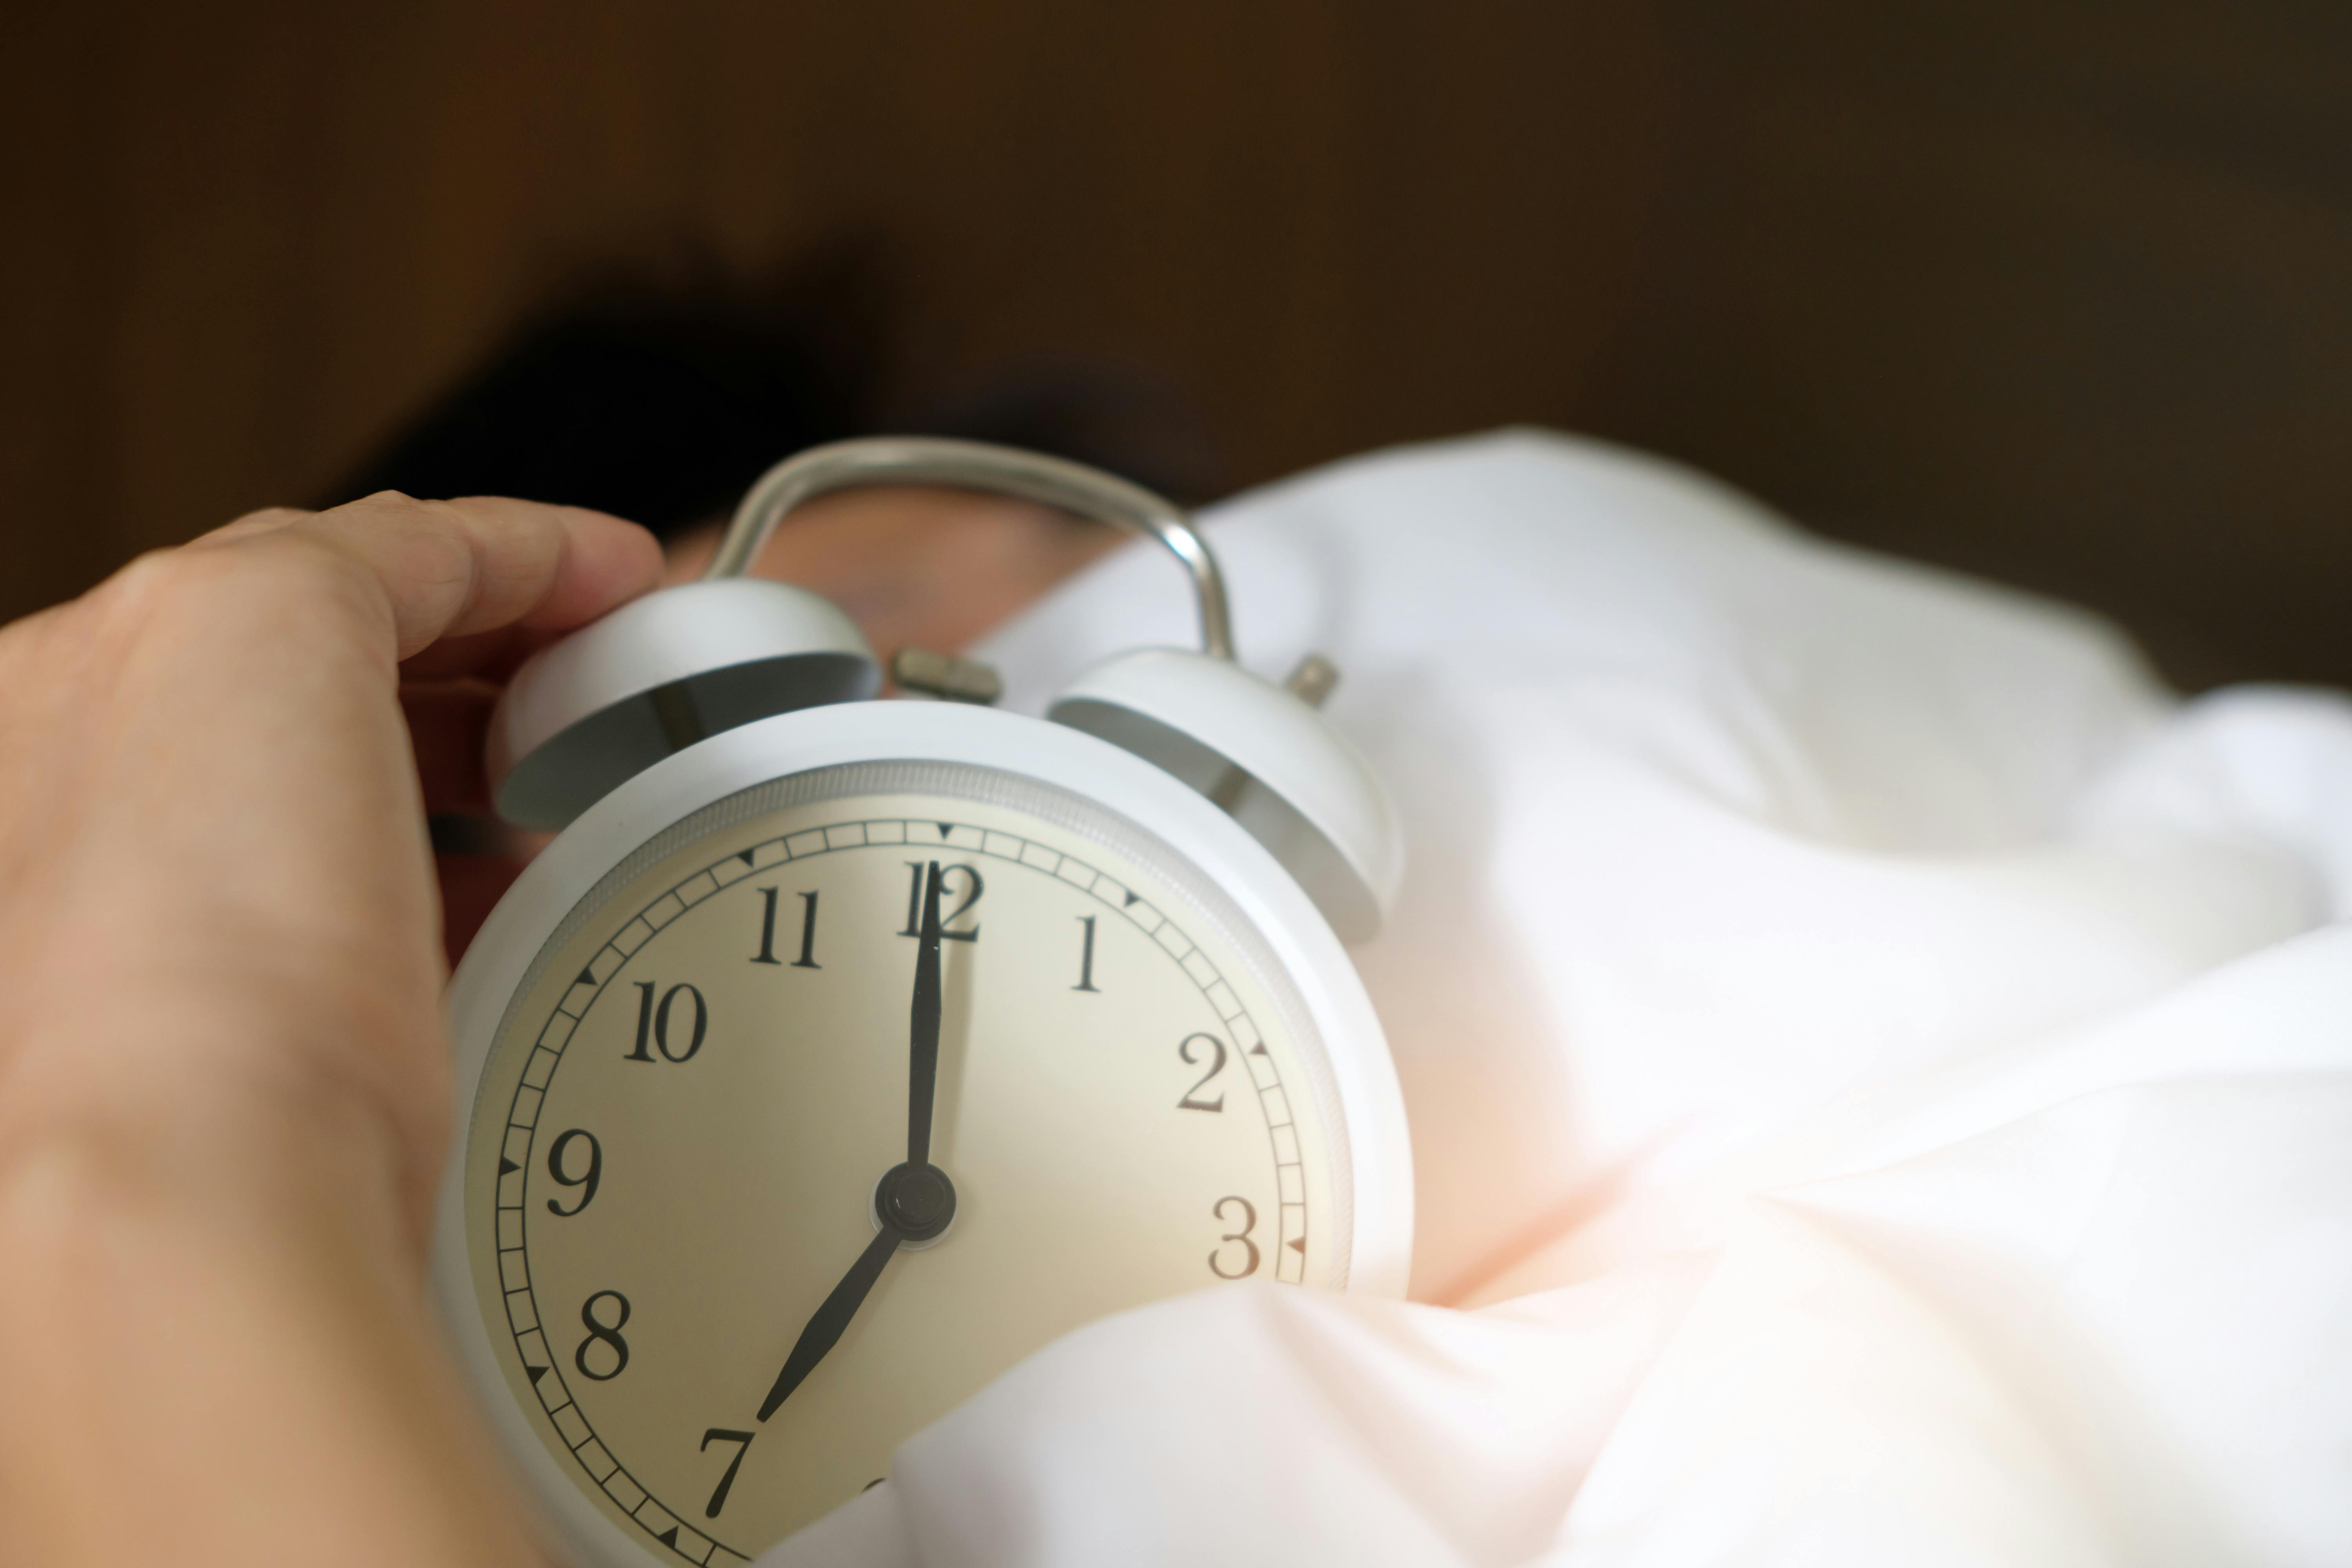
[463,761,1343,1564]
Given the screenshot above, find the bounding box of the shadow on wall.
[325,242,1227,540]
[4,0,2348,693]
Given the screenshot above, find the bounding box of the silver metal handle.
[704,436,1236,661]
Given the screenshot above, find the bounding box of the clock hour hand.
[758,1221,902,1420]
[906,860,945,1168]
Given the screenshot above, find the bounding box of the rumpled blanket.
[762,430,2352,1567]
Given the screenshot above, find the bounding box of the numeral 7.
[700,1427,755,1519]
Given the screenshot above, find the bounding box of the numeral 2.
[899,862,982,941]
[753,887,821,969]
[1177,1033,1226,1112]
[626,982,707,1063]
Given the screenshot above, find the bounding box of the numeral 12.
[899,862,982,941]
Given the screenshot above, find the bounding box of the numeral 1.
[627,982,655,1060]
[753,887,820,968]
[1073,915,1100,992]
[751,887,781,965]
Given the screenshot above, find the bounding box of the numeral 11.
[752,887,820,969]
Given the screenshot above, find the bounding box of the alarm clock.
[430,438,1414,1566]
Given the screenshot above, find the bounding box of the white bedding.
[762,430,2352,1566]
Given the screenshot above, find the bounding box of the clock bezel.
[431,699,1413,1568]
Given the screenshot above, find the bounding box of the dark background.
[5,0,2348,690]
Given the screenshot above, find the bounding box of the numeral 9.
[544,1129,602,1216]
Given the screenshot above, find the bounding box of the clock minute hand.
[906,860,945,1168]
[756,866,950,1423]
[758,1221,902,1420]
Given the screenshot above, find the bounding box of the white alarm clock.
[431,438,1413,1566]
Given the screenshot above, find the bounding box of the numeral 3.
[1209,1196,1260,1279]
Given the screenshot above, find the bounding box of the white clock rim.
[430,700,1414,1568]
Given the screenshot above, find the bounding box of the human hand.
[0,493,661,1567]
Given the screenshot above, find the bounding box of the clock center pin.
[874,1160,958,1245]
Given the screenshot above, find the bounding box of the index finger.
[195,492,662,666]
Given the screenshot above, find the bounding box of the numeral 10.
[625,982,706,1063]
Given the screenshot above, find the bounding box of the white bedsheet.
[761,430,2352,1566]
